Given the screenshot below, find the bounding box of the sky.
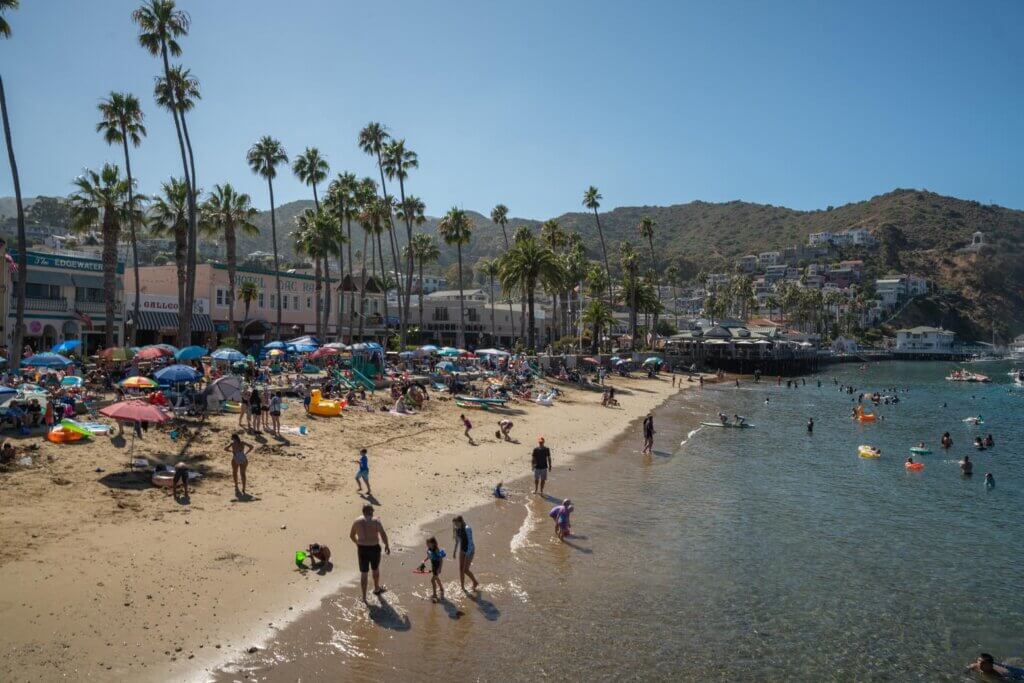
[2,0,1024,219]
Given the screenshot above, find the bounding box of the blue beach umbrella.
[292,344,318,353]
[439,347,459,357]
[21,353,73,368]
[420,345,439,353]
[175,345,208,361]
[154,364,202,383]
[264,341,286,350]
[51,340,82,354]
[436,361,456,372]
[643,357,663,366]
[211,348,245,362]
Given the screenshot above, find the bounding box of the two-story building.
[894,326,956,356]
[757,251,782,269]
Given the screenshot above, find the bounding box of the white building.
[808,231,834,246]
[736,255,758,272]
[894,326,956,355]
[757,251,782,268]
[875,277,907,307]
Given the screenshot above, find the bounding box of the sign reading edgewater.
[139,294,209,314]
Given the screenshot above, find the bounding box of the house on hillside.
[894,326,956,356]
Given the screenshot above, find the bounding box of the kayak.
[858,445,881,459]
[699,421,755,429]
[909,446,932,455]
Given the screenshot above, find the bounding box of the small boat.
[946,369,991,383]
[699,421,755,429]
[858,445,881,459]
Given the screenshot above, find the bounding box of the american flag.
[73,309,94,330]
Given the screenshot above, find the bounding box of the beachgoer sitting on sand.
[493,482,505,498]
[0,441,15,463]
[307,543,331,568]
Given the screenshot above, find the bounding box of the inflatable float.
[962,417,984,425]
[46,426,86,443]
[858,445,881,459]
[905,461,925,471]
[455,400,490,410]
[221,400,242,413]
[909,446,932,455]
[853,406,877,422]
[700,421,755,429]
[308,389,344,416]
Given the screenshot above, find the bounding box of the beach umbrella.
[439,347,459,357]
[287,335,319,346]
[292,344,318,353]
[100,400,170,423]
[643,357,663,366]
[436,361,456,372]
[398,350,415,359]
[231,361,249,371]
[264,341,286,350]
[51,340,82,354]
[98,347,134,362]
[204,375,243,403]
[323,342,349,350]
[582,357,599,365]
[615,359,629,366]
[154,364,201,383]
[22,352,73,368]
[211,348,245,362]
[610,355,621,363]
[0,385,17,399]
[135,346,172,360]
[310,347,340,360]
[175,345,208,361]
[60,376,84,388]
[419,345,439,353]
[120,375,158,390]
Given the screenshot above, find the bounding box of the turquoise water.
[233,362,1024,681]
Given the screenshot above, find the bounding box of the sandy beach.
[0,373,684,682]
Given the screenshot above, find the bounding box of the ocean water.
[223,362,1024,682]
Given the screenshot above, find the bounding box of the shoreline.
[211,378,709,681]
[0,373,691,682]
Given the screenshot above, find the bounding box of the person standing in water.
[225,433,254,495]
[452,515,479,591]
[807,417,814,433]
[532,437,552,494]
[642,413,655,454]
[349,504,390,601]
[960,455,973,476]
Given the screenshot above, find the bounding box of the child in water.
[550,499,574,539]
[420,536,446,602]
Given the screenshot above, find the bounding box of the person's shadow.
[561,536,593,554]
[366,595,411,631]
[438,597,465,620]
[316,561,334,576]
[233,490,258,502]
[468,591,500,621]
[359,492,381,506]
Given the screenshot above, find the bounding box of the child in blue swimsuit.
[421,536,446,602]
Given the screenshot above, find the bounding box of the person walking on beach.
[452,515,479,591]
[269,391,282,436]
[225,433,254,495]
[355,448,371,495]
[460,413,474,444]
[642,413,655,454]
[239,386,252,430]
[532,437,552,494]
[249,388,262,433]
[349,504,390,601]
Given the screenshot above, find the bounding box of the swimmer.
[733,414,746,426]
[985,473,995,489]
[906,456,915,466]
[960,455,973,476]
[719,412,728,425]
[974,436,986,451]
[985,434,995,448]
[967,652,1024,680]
[765,396,770,405]
[941,432,953,448]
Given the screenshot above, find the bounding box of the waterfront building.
[894,326,956,356]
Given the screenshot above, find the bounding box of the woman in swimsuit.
[452,515,479,591]
[225,433,254,494]
[249,389,262,433]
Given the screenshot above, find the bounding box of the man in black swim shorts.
[349,504,391,601]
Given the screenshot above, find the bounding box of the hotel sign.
[139,294,209,314]
[11,251,125,274]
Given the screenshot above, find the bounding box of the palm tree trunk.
[489,275,496,343]
[226,226,237,337]
[418,257,425,339]
[358,231,368,341]
[180,111,198,346]
[630,272,638,349]
[102,212,119,348]
[527,284,536,351]
[312,184,327,341]
[593,208,612,306]
[321,255,331,340]
[397,176,416,350]
[648,235,660,340]
[118,126,141,346]
[456,244,465,349]
[267,178,282,339]
[374,154,405,345]
[175,225,187,335]
[313,257,322,340]
[498,224,515,346]
[159,42,195,347]
[376,233,389,345]
[346,216,355,343]
[0,74,27,366]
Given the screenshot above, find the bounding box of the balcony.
[10,296,68,312]
[75,300,120,314]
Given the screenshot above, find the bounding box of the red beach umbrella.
[310,347,340,360]
[136,346,174,361]
[99,400,170,423]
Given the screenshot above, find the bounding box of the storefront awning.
[25,270,75,287]
[71,274,105,289]
[129,310,215,333]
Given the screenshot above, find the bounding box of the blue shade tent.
[21,353,73,368]
[438,347,460,357]
[211,348,245,362]
[154,364,202,383]
[51,340,82,354]
[436,361,456,372]
[175,345,209,361]
[264,341,286,350]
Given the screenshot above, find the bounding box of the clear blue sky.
[2,0,1023,218]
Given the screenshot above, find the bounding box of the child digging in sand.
[419,536,446,602]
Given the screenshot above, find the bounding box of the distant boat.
[946,369,990,383]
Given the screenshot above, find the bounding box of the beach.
[0,372,682,682]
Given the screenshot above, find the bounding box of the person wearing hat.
[307,543,331,569]
[531,437,552,495]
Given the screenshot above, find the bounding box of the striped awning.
[129,310,215,333]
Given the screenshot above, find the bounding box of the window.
[74,287,104,303]
[27,283,62,299]
[293,296,299,310]
[216,289,224,306]
[283,295,288,310]
[306,297,312,309]
[258,291,265,308]
[433,307,449,322]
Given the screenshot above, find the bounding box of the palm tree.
[133,0,196,345]
[358,195,390,342]
[582,300,614,354]
[583,186,612,305]
[540,219,566,343]
[408,232,439,335]
[490,204,516,342]
[436,207,474,348]
[96,92,146,344]
[353,178,378,341]
[201,183,258,337]
[476,258,501,344]
[1,0,27,365]
[292,147,330,337]
[620,243,639,348]
[637,215,661,337]
[498,235,562,352]
[237,281,259,324]
[292,208,334,340]
[383,139,419,347]
[358,123,403,337]
[68,164,130,348]
[326,171,358,340]
[149,177,190,329]
[246,136,287,338]
[563,241,589,344]
[665,263,680,327]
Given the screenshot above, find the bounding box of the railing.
[10,296,68,312]
[74,300,120,314]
